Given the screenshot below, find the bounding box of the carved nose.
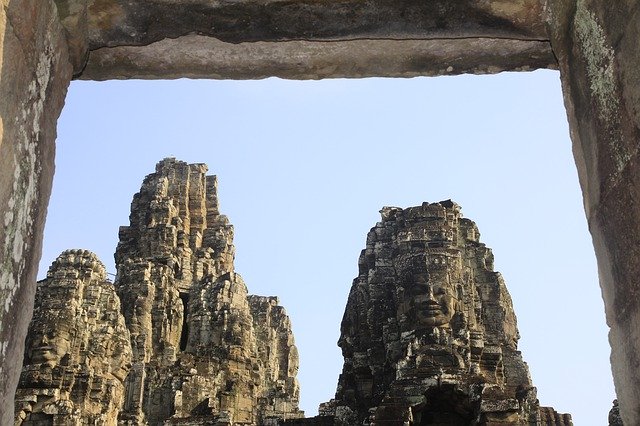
[426,285,435,300]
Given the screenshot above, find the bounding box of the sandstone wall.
[547,2,640,423]
[249,296,302,422]
[0,1,72,423]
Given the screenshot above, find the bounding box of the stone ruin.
[112,159,302,424]
[15,159,303,425]
[320,201,572,425]
[3,1,640,423]
[15,249,131,424]
[16,160,572,425]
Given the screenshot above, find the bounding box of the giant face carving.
[399,254,459,329]
[407,273,456,327]
[28,323,73,367]
[26,279,78,368]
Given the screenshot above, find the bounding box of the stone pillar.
[0,0,72,424]
[549,0,640,424]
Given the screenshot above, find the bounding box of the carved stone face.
[28,284,76,368]
[28,326,72,367]
[404,270,456,328]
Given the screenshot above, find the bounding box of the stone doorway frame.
[2,0,640,424]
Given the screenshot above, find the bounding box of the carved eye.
[408,285,424,296]
[413,285,424,293]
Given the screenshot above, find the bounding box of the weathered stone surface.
[546,1,640,423]
[324,201,570,425]
[609,399,623,426]
[80,37,556,81]
[249,296,302,423]
[83,0,549,47]
[114,158,303,424]
[14,249,132,425]
[56,0,557,79]
[14,159,303,425]
[539,407,573,426]
[0,1,73,422]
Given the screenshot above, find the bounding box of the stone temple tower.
[15,159,303,425]
[114,158,303,425]
[15,162,573,425]
[15,250,132,424]
[324,200,572,425]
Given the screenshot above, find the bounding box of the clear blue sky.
[42,70,614,424]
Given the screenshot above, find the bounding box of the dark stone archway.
[1,0,639,424]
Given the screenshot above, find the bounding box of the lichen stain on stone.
[574,0,630,175]
[0,36,54,319]
[88,0,125,32]
[574,2,618,120]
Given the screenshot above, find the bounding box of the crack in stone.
[89,33,552,51]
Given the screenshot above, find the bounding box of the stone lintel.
[67,0,555,79]
[80,35,555,81]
